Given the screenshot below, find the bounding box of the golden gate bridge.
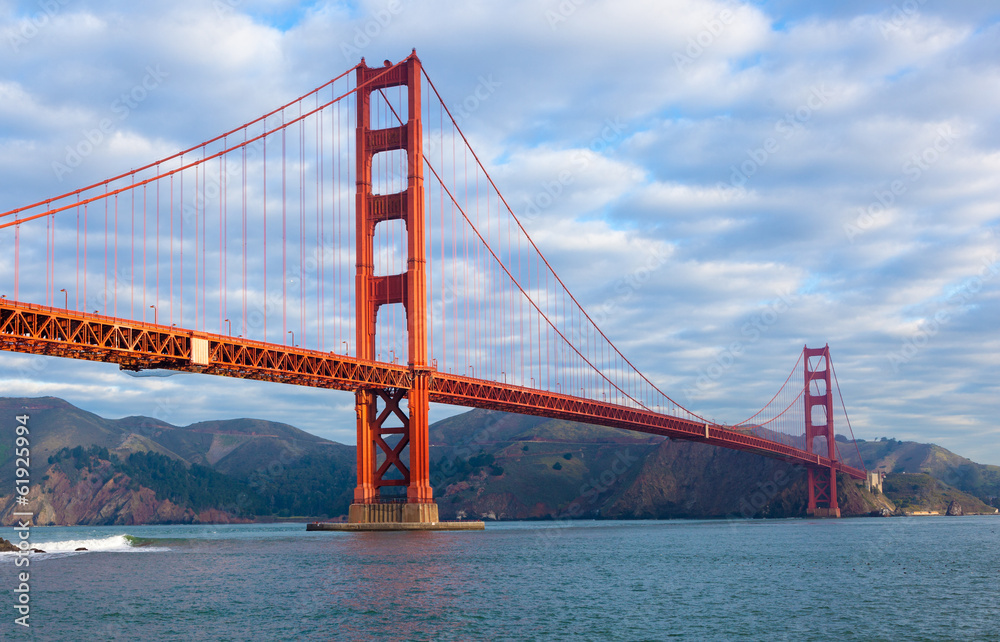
[0,51,865,526]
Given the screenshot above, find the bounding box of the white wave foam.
[0,534,168,559]
[37,535,136,553]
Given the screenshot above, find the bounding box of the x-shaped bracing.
[372,388,410,487]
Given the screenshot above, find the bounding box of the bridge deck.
[0,299,864,480]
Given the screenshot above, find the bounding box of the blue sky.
[1,0,998,464]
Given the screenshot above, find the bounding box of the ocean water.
[2,517,998,640]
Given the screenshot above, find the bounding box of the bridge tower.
[803,344,840,517]
[349,52,437,524]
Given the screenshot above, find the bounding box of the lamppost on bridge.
[224,319,231,336]
[288,330,295,347]
[59,288,67,309]
[342,340,348,355]
[149,305,157,325]
[469,365,474,378]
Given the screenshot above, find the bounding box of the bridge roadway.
[0,299,865,480]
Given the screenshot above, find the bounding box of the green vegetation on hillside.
[244,451,354,518]
[49,446,264,515]
[882,472,994,513]
[942,464,1000,507]
[857,437,1000,509]
[46,445,354,519]
[431,450,505,493]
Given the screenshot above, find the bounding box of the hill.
[428,411,1000,520]
[2,398,996,524]
[856,437,1000,509]
[881,472,993,514]
[428,409,896,520]
[0,397,355,525]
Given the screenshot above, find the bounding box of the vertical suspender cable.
[156,171,160,321]
[263,126,267,341]
[202,159,207,330]
[282,119,287,344]
[180,165,184,324]
[131,177,135,319]
[300,116,306,347]
[198,160,203,329]
[242,130,247,337]
[317,93,324,351]
[76,197,80,310]
[221,147,226,334]
[142,181,146,320]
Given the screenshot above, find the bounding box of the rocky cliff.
[1,462,248,526]
[430,410,895,521]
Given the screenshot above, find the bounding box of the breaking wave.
[0,534,171,560]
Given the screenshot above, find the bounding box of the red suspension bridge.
[0,52,865,523]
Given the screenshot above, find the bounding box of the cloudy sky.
[1,0,998,465]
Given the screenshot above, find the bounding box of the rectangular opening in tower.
[370,149,407,196]
[810,405,828,428]
[369,84,409,130]
[810,435,829,457]
[374,301,408,365]
[372,219,407,277]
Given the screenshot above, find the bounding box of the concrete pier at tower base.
[306,502,485,532]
